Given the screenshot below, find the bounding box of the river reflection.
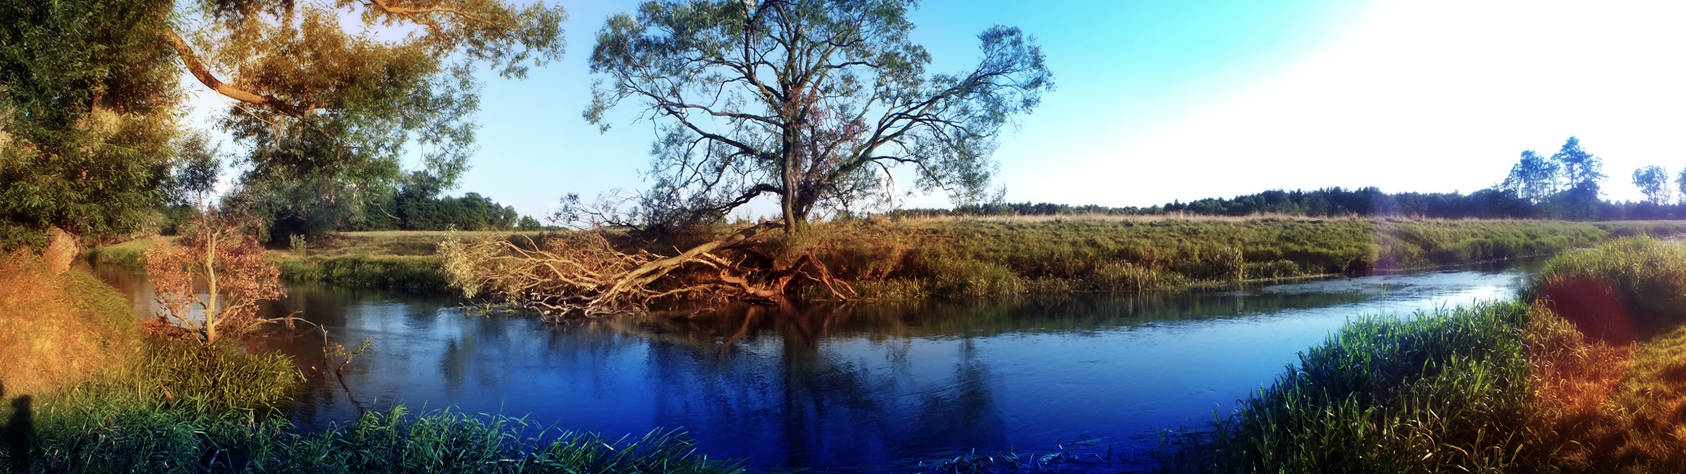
[95,264,1534,470]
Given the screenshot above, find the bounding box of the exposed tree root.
[441,223,857,318]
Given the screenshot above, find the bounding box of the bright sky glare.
[192,0,1686,218]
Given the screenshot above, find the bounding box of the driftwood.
[441,223,856,318]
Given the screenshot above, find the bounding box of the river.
[94,262,1535,471]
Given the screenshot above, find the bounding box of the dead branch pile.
[440,223,856,318]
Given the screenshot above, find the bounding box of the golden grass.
[0,252,139,396]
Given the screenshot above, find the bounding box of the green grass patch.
[784,217,1659,300]
[1170,236,1686,471]
[277,255,448,292]
[1167,302,1538,472]
[83,235,170,269]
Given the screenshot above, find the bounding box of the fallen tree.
[439,223,856,318]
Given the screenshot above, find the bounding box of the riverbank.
[0,252,739,472]
[1167,236,1686,471]
[87,217,1686,299]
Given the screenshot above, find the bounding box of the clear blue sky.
[301,1,1686,218]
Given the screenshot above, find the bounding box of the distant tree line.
[899,137,1686,221]
[170,173,542,242]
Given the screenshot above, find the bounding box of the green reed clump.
[262,407,738,473]
[135,338,303,414]
[279,256,448,292]
[1525,236,1686,332]
[6,336,304,472]
[1169,302,1537,472]
[10,396,738,473]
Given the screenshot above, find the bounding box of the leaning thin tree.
[586,0,1054,233]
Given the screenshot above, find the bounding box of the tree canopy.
[1,0,566,241]
[586,0,1053,233]
[1633,165,1670,206]
[0,0,181,239]
[1500,150,1558,204]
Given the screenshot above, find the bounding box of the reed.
[1167,302,1536,472]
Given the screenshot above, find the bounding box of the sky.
[191,0,1686,218]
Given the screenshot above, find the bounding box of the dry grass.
[0,252,139,396]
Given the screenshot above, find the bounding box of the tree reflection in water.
[93,264,1530,470]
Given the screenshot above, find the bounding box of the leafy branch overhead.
[182,0,566,186]
[586,0,1053,232]
[0,0,566,239]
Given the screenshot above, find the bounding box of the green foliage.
[279,256,449,292]
[1527,236,1686,336]
[398,191,521,231]
[587,0,1052,230]
[1634,165,1672,206]
[0,0,179,238]
[789,217,1620,300]
[1502,150,1561,203]
[289,233,307,256]
[264,408,736,473]
[203,0,566,214]
[8,376,734,473]
[0,222,48,252]
[1169,303,1537,472]
[135,338,303,414]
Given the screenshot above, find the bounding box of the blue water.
[99,264,1533,470]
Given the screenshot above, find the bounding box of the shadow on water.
[92,263,1537,470]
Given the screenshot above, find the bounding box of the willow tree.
[1,0,566,241]
[586,0,1052,233]
[1,0,182,240]
[179,0,566,237]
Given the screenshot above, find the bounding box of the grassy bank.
[92,218,1686,299]
[779,217,1686,299]
[1170,236,1686,471]
[0,252,737,472]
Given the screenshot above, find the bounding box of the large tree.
[1,0,566,240]
[1549,136,1604,219]
[1632,165,1670,206]
[586,0,1053,233]
[1499,150,1558,203]
[1551,136,1603,192]
[0,0,181,239]
[1677,167,1686,206]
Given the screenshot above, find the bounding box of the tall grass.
[4,339,738,473]
[1168,302,1538,472]
[1172,236,1686,472]
[784,217,1653,300]
[2,259,736,472]
[277,256,447,292]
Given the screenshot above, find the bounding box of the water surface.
[97,264,1534,470]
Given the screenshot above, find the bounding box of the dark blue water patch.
[95,264,1535,471]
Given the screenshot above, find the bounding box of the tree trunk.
[204,232,219,344]
[781,147,800,234]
